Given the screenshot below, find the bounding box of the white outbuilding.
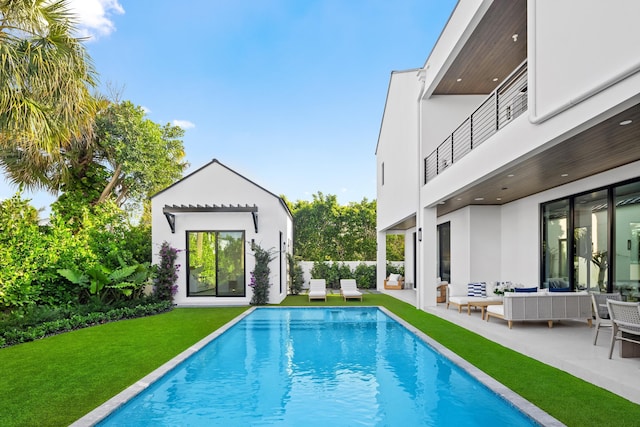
[151,159,293,306]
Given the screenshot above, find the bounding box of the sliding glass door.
[541,179,640,300]
[614,181,640,301]
[187,231,245,297]
[573,190,608,292]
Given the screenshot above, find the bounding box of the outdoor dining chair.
[591,292,621,345]
[606,299,640,359]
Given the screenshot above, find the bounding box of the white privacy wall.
[151,161,292,306]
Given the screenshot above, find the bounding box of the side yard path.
[1,294,639,426]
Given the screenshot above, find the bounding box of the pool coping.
[72,306,565,427]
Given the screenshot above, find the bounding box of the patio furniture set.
[445,282,640,359]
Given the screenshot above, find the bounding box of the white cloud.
[141,106,151,114]
[172,120,196,129]
[67,0,124,40]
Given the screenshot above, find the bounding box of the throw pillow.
[388,273,399,282]
[549,287,571,292]
[514,287,538,293]
[467,282,486,297]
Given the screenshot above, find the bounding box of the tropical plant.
[591,250,608,291]
[0,0,97,168]
[57,260,151,304]
[250,245,275,305]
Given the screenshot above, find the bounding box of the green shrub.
[386,262,405,277]
[250,245,275,305]
[354,263,377,289]
[288,254,304,295]
[0,301,173,347]
[153,242,180,301]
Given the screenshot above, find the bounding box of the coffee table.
[468,300,503,320]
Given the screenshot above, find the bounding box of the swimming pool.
[88,307,554,426]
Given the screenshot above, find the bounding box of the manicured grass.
[1,295,638,426]
[0,307,248,427]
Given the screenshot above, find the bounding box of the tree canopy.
[287,192,377,261]
[0,0,97,155]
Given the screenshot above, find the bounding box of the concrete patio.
[382,288,640,406]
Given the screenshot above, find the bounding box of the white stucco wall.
[376,70,420,231]
[151,160,293,306]
[529,0,640,123]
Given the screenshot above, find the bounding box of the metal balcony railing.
[424,61,528,184]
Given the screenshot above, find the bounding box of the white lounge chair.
[591,292,621,345]
[607,299,640,359]
[308,279,327,301]
[340,279,362,301]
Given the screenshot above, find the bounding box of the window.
[614,181,640,301]
[541,178,640,300]
[187,231,245,297]
[542,199,570,288]
[381,162,385,186]
[438,222,451,283]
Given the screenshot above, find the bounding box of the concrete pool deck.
[382,288,640,406]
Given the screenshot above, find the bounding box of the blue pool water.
[98,307,538,426]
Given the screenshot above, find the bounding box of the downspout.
[528,0,640,124]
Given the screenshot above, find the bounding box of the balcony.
[424,61,528,184]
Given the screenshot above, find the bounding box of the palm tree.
[0,0,97,191]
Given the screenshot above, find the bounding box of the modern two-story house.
[376,0,640,310]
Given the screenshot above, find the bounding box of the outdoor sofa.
[446,282,503,313]
[486,290,593,329]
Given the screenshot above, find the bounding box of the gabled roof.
[375,68,421,155]
[151,158,292,219]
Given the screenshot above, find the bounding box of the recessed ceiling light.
[496,197,502,201]
[474,197,484,201]
[438,202,445,205]
[620,120,633,126]
[456,78,462,82]
[561,173,569,177]
[492,78,499,82]
[507,174,514,177]
[456,198,462,201]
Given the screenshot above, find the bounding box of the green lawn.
[1,294,639,426]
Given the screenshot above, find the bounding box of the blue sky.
[1,0,457,212]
